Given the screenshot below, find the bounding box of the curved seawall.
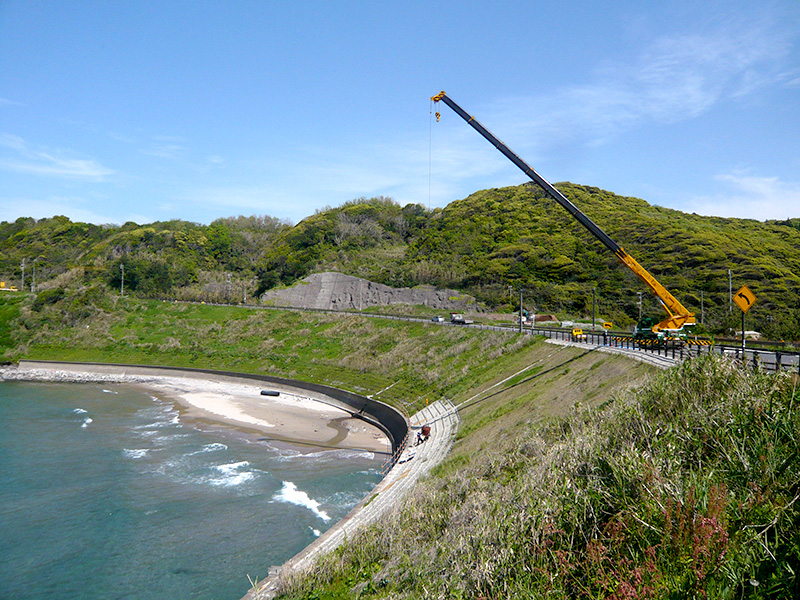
[17,360,408,454]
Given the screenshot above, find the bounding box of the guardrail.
[519,326,800,375]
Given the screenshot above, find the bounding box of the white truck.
[450,313,474,325]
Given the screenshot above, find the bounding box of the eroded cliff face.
[260,272,476,311]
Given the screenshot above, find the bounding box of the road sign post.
[733,285,757,354]
[742,311,746,354]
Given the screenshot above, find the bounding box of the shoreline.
[1,360,460,600]
[0,363,392,456]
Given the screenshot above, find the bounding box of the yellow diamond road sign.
[733,285,756,313]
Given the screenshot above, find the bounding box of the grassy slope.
[281,355,800,600]
[5,295,573,418]
[0,294,23,354]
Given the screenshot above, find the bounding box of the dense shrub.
[32,287,65,311]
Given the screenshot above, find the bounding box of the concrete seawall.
[18,360,408,454]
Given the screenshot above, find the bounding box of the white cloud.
[690,173,800,220]
[0,196,120,224]
[140,135,188,159]
[0,134,114,181]
[143,144,186,159]
[493,17,793,151]
[0,97,24,107]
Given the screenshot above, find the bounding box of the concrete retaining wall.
[18,360,408,454]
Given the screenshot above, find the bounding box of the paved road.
[247,399,460,600]
[545,338,680,370]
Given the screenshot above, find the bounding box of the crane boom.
[431,91,695,334]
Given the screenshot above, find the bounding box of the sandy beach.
[0,364,392,456]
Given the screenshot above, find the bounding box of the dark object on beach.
[261,390,280,397]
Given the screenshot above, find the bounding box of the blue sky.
[1,1,799,226]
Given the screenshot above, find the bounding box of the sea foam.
[124,448,149,459]
[187,442,228,456]
[208,461,255,487]
[274,481,330,522]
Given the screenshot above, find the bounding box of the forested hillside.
[2,183,799,339]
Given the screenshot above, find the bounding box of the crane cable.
[428,98,444,211]
[429,99,444,211]
[428,99,434,211]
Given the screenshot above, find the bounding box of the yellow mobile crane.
[431,91,695,338]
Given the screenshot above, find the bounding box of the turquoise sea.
[0,381,384,600]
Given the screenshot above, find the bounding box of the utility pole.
[32,257,39,293]
[637,292,643,322]
[20,258,25,292]
[120,263,125,296]
[592,288,596,331]
[728,269,732,315]
[226,273,232,304]
[518,288,524,334]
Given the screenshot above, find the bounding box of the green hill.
[279,352,800,600]
[234,184,800,339]
[2,183,799,339]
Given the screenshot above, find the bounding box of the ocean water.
[0,381,384,600]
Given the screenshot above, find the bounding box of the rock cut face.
[260,272,475,311]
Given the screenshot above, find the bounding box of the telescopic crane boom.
[431,91,695,335]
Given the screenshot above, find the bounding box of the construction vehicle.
[431,91,696,339]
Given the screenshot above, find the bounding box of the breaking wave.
[207,461,256,487]
[274,481,330,522]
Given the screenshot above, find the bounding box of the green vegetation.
[2,270,798,599]
[2,183,799,339]
[0,293,23,357]
[1,291,540,415]
[0,214,289,304]
[278,354,800,600]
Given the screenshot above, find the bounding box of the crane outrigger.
[431,91,695,337]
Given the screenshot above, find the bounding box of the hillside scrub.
[278,354,800,599]
[1,292,539,415]
[4,186,799,339]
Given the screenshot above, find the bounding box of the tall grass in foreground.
[278,354,800,599]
